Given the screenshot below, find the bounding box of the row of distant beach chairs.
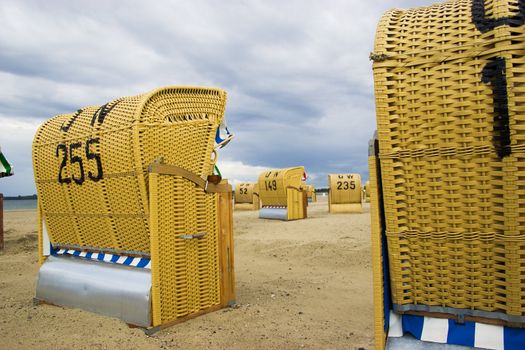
[233,166,369,220]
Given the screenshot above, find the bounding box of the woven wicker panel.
[368,155,387,350]
[33,87,226,254]
[372,0,525,319]
[286,187,307,220]
[149,174,220,325]
[257,167,304,206]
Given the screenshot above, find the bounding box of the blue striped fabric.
[51,248,151,269]
[388,311,525,350]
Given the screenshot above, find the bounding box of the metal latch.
[179,232,207,240]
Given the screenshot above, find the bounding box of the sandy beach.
[0,197,374,350]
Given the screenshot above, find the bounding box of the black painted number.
[69,142,84,185]
[337,181,356,190]
[240,188,248,195]
[265,180,277,191]
[481,58,511,158]
[56,144,71,184]
[56,138,103,185]
[472,0,525,158]
[472,0,525,33]
[86,138,103,181]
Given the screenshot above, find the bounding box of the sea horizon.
[3,198,37,210]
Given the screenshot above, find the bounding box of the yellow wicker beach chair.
[234,182,260,210]
[306,185,317,203]
[328,174,362,213]
[32,86,235,332]
[258,167,307,220]
[371,0,525,348]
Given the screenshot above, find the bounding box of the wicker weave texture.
[258,167,305,206]
[33,87,226,254]
[368,156,388,350]
[372,0,525,318]
[149,173,220,325]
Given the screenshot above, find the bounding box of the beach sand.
[0,197,374,349]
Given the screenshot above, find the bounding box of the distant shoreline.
[3,208,36,212]
[2,198,38,210]
[2,195,37,200]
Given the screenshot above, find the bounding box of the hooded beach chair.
[370,0,525,348]
[327,174,363,213]
[258,166,307,220]
[32,86,235,333]
[234,182,260,210]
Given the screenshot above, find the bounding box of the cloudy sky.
[0,0,436,196]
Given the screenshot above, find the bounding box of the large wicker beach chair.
[33,86,235,332]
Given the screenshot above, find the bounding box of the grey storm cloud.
[0,0,437,195]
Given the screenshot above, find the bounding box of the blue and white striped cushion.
[51,248,151,269]
[388,311,525,350]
